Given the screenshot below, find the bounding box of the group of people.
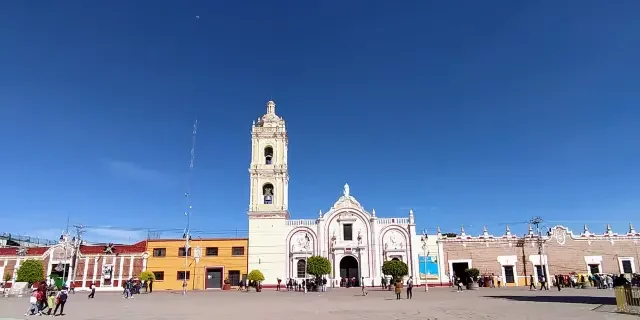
[25,281,68,317]
[282,277,328,292]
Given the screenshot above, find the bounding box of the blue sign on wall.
[419,255,439,280]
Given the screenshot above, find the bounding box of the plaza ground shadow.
[485,295,616,306]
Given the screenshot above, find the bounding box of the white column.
[118,256,125,284]
[128,256,134,278]
[12,258,21,282]
[46,254,53,279]
[437,241,446,284]
[82,257,89,288]
[142,257,147,271]
[3,259,7,267]
[369,218,378,283]
[92,257,99,284]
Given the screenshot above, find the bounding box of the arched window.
[263,183,274,204]
[297,259,306,278]
[264,147,273,165]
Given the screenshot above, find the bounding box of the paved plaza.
[0,287,636,320]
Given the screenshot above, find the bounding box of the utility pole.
[530,217,545,284]
[183,120,197,295]
[71,225,85,288]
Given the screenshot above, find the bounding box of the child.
[46,291,57,315]
[24,289,38,316]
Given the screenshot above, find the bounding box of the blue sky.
[1,1,639,244]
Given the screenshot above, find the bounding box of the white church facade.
[247,101,446,287]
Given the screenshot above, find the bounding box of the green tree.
[465,268,480,282]
[382,260,408,282]
[247,269,265,286]
[3,272,10,283]
[16,259,45,285]
[138,271,155,282]
[306,256,331,277]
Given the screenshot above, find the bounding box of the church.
[247,101,446,287]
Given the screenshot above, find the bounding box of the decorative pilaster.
[128,256,134,279]
[92,257,99,284]
[82,257,89,288]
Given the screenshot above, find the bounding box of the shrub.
[247,269,265,286]
[16,259,45,285]
[382,260,408,281]
[138,271,155,282]
[307,256,331,277]
[465,268,480,282]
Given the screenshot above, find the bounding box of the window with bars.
[232,247,245,256]
[152,248,166,257]
[177,271,190,280]
[503,266,515,283]
[228,270,240,286]
[343,224,353,241]
[206,247,218,256]
[153,271,164,281]
[178,247,192,257]
[297,259,306,278]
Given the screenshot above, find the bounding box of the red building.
[1,235,148,291]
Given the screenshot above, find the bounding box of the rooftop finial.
[343,183,350,197]
[437,226,441,234]
[318,209,323,218]
[606,223,612,234]
[371,208,376,217]
[630,223,636,234]
[409,209,414,216]
[483,225,489,236]
[528,224,533,235]
[583,224,589,233]
[266,100,276,114]
[505,225,511,236]
[460,225,466,235]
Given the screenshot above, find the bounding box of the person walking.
[322,277,327,292]
[276,278,282,291]
[529,275,536,290]
[394,279,403,300]
[25,288,38,316]
[456,276,463,292]
[361,277,367,296]
[406,276,414,299]
[52,286,68,316]
[88,282,96,299]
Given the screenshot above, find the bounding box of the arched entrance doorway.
[392,257,400,261]
[339,256,359,287]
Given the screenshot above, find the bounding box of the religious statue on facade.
[343,183,350,197]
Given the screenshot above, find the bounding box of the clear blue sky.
[1,1,639,243]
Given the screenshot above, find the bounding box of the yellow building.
[145,238,248,291]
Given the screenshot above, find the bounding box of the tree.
[247,269,265,287]
[306,256,331,277]
[2,272,11,293]
[16,259,45,285]
[382,260,408,282]
[465,268,480,282]
[138,271,155,282]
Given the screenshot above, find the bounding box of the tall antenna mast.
[183,120,197,295]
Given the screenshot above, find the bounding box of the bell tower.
[248,100,289,284]
[248,100,289,217]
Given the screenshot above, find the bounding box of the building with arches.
[247,101,445,287]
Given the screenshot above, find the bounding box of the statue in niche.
[390,233,397,245]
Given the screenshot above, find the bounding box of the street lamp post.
[421,233,429,292]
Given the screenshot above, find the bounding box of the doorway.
[452,262,470,285]
[50,264,70,283]
[206,268,222,289]
[339,256,359,287]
